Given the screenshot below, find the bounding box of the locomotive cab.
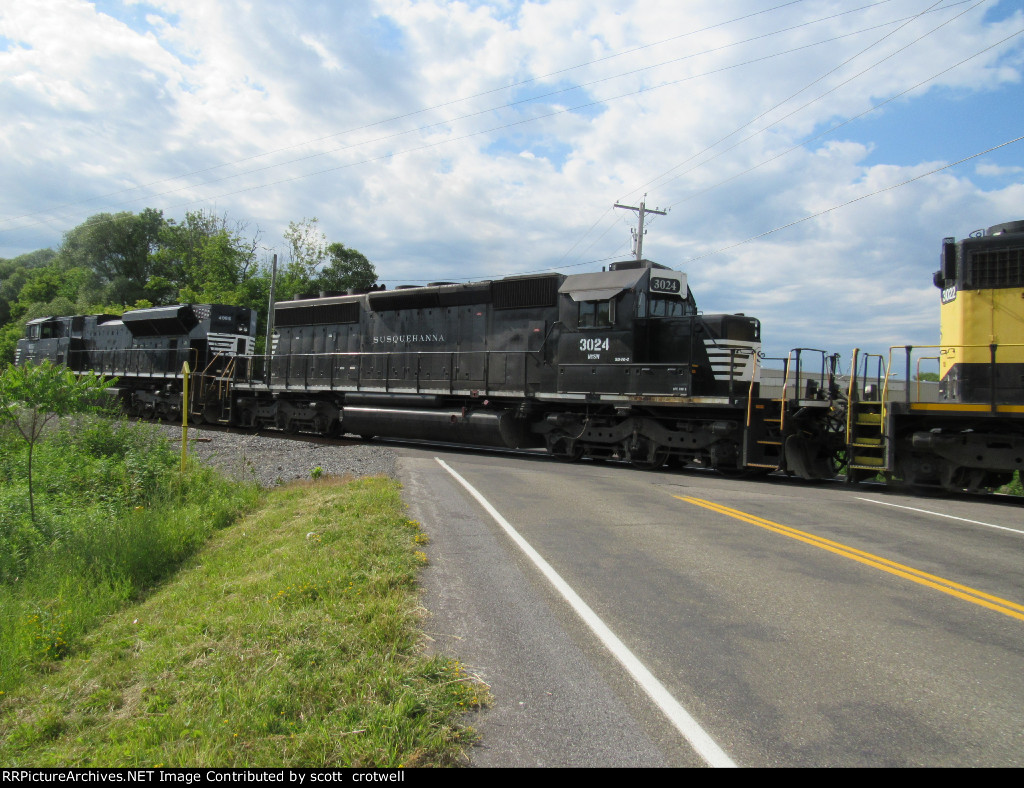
[15,316,86,369]
[933,219,1024,404]
[554,260,760,399]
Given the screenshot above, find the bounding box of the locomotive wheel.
[629,441,669,471]
[547,433,585,462]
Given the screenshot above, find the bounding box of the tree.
[320,242,377,293]
[59,209,164,305]
[151,209,263,305]
[0,250,58,325]
[279,217,327,298]
[0,361,114,522]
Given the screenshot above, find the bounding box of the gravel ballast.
[159,425,397,487]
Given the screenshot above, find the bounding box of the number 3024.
[579,337,610,352]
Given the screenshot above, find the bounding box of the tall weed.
[0,416,260,692]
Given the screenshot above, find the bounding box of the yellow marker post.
[181,361,191,474]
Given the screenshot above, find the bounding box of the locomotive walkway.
[398,444,1024,767]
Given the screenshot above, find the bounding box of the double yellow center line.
[675,496,1024,623]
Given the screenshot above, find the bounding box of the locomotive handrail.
[759,348,834,404]
[68,346,200,379]
[880,342,1024,426]
[241,349,537,397]
[916,356,939,401]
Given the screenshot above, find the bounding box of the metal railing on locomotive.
[66,346,203,420]
[846,350,887,403]
[238,349,766,398]
[916,356,940,401]
[756,348,839,401]
[68,345,200,380]
[749,347,839,445]
[881,342,1024,414]
[847,342,1024,456]
[239,350,536,394]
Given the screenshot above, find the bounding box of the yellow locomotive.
[847,220,1024,491]
[935,219,1024,404]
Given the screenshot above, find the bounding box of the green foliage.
[0,208,374,364]
[0,251,58,325]
[0,416,260,693]
[276,219,377,299]
[321,242,377,293]
[0,361,115,521]
[0,477,482,767]
[59,209,165,305]
[279,217,328,298]
[152,209,262,305]
[999,471,1022,497]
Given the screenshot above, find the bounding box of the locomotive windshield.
[646,293,693,318]
[636,291,696,318]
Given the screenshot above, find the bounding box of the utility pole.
[264,253,278,363]
[614,195,667,262]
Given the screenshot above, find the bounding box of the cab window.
[579,299,614,328]
[40,322,64,339]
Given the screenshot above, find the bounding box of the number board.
[650,273,684,295]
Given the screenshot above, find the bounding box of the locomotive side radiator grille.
[703,339,760,383]
[208,333,254,356]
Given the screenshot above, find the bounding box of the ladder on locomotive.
[845,349,887,482]
[743,351,793,471]
[191,352,237,424]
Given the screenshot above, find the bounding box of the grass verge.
[0,476,486,767]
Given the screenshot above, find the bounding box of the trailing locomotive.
[230,259,842,478]
[15,303,255,422]
[845,220,1024,491]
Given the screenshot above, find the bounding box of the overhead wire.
[654,0,989,203]
[552,0,972,267]
[626,0,958,200]
[666,25,1024,212]
[2,3,952,237]
[678,134,1024,266]
[467,132,1024,282]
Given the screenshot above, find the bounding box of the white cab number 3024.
[579,337,610,352]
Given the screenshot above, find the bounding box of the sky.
[1,0,1022,362]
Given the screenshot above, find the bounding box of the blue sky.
[0,0,1021,359]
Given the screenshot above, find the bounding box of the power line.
[628,0,961,200]
[679,134,1024,266]
[554,0,974,266]
[0,0,824,227]
[667,25,1024,211]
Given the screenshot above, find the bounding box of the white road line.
[435,457,737,769]
[856,497,1024,536]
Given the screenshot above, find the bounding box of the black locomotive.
[16,303,256,422]
[233,260,841,478]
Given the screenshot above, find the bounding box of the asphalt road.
[397,445,1024,767]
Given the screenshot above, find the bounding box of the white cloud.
[976,161,1024,177]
